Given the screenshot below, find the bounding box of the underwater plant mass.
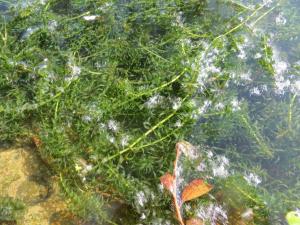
[0,0,300,224]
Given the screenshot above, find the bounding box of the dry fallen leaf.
[160,172,175,193]
[181,179,213,203]
[186,218,204,225]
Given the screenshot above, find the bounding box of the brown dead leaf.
[186,218,204,225]
[181,179,213,203]
[160,172,175,193]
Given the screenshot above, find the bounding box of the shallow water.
[0,147,81,224]
[189,0,300,223]
[0,0,299,224]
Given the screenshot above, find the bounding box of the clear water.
[0,0,299,224]
[189,0,300,223]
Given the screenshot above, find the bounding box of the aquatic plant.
[0,197,25,223]
[0,0,299,224]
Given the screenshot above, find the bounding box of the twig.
[104,110,178,162]
[241,115,273,158]
[288,94,297,130]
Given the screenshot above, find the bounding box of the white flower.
[21,27,39,39]
[275,79,290,94]
[212,163,229,178]
[145,94,164,108]
[292,80,300,94]
[215,102,225,110]
[207,151,213,158]
[198,100,211,114]
[135,191,147,208]
[140,213,146,220]
[275,13,287,26]
[82,115,92,123]
[177,142,199,160]
[48,20,58,31]
[254,53,262,59]
[66,60,81,82]
[244,172,262,187]
[197,162,207,172]
[263,0,273,5]
[240,71,252,81]
[108,120,118,132]
[231,98,240,111]
[237,48,246,59]
[250,87,261,96]
[174,120,182,128]
[196,204,228,225]
[83,15,98,21]
[120,135,129,147]
[108,136,115,143]
[71,65,81,76]
[207,65,221,73]
[158,183,164,192]
[274,61,288,75]
[218,155,229,166]
[172,97,182,110]
[241,208,253,221]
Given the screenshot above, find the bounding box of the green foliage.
[0,197,25,222]
[0,0,300,224]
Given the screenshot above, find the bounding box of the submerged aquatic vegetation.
[0,0,300,224]
[0,197,25,223]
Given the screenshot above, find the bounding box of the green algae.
[0,0,300,224]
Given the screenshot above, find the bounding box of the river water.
[189,0,300,224]
[0,0,299,224]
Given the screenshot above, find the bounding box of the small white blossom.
[135,191,147,208]
[71,65,81,76]
[196,204,228,225]
[275,79,290,94]
[172,97,182,110]
[240,71,252,81]
[218,155,229,166]
[21,27,39,40]
[215,102,225,110]
[82,115,92,123]
[250,87,261,96]
[207,151,214,158]
[83,15,98,21]
[231,98,241,111]
[291,80,300,94]
[275,13,287,26]
[212,163,229,178]
[274,61,288,75]
[254,53,262,59]
[108,136,115,143]
[198,100,211,114]
[174,120,183,128]
[145,94,164,108]
[158,183,164,192]
[237,48,246,59]
[241,208,253,221]
[48,20,58,31]
[197,162,207,172]
[263,0,273,5]
[244,172,262,187]
[120,135,129,147]
[108,120,119,132]
[140,213,146,220]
